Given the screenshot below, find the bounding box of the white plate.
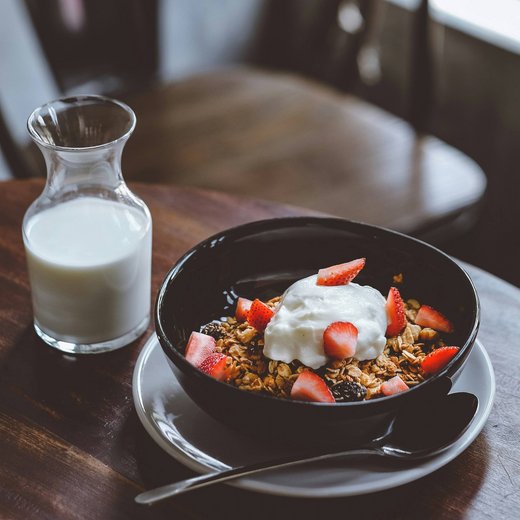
[132,335,495,498]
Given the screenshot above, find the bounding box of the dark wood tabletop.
[0,179,518,520]
[121,68,486,240]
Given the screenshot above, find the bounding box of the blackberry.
[331,381,367,402]
[200,322,224,340]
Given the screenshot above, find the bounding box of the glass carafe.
[23,96,152,354]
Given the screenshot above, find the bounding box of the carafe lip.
[27,95,136,152]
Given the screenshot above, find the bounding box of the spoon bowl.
[382,391,478,458]
[135,392,478,505]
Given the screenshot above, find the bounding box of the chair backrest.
[253,0,379,87]
[254,0,431,130]
[0,0,59,179]
[24,0,159,95]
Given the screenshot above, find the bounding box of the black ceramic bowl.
[156,217,479,447]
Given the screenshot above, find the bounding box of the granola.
[201,297,448,401]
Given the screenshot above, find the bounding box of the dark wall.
[430,27,520,287]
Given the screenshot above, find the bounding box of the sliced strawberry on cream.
[235,297,253,322]
[323,321,358,360]
[247,299,274,331]
[415,305,454,333]
[381,376,409,396]
[385,287,406,337]
[199,353,230,381]
[290,371,335,403]
[185,331,216,368]
[316,258,366,286]
[264,274,387,368]
[421,346,459,375]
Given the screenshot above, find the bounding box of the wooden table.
[0,180,518,520]
[122,68,487,242]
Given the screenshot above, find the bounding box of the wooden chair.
[0,0,486,243]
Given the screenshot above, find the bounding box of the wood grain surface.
[0,179,518,520]
[121,68,486,238]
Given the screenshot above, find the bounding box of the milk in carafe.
[24,197,151,345]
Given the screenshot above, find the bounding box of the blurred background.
[0,0,518,286]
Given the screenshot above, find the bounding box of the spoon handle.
[135,448,378,504]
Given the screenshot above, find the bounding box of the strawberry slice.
[415,305,454,333]
[290,371,335,403]
[316,258,366,286]
[421,346,460,375]
[247,299,274,331]
[235,297,253,322]
[323,322,358,360]
[385,287,406,337]
[185,331,216,368]
[199,353,230,381]
[381,376,409,396]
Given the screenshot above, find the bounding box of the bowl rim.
[155,216,480,409]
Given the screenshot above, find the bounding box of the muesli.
[183,258,459,403]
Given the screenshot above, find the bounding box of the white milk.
[24,197,152,344]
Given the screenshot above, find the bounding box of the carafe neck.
[27,95,136,200]
[39,141,126,197]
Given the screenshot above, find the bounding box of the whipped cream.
[264,275,387,369]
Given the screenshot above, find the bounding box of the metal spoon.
[136,392,478,505]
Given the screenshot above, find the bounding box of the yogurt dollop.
[264,275,387,369]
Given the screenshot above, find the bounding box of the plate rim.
[132,335,495,498]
